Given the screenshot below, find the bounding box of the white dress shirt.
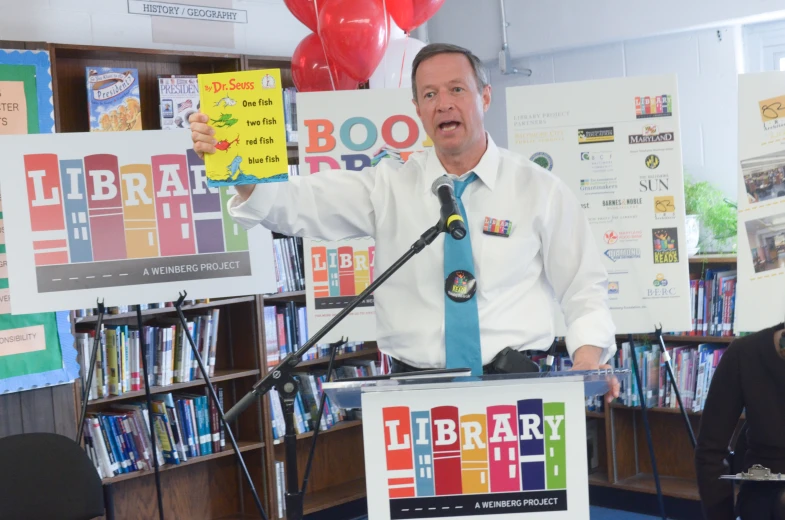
[228,134,617,368]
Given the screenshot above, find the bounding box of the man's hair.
[410,43,489,101]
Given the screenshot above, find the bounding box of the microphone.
[431,175,467,240]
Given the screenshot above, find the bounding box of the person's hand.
[189,112,216,159]
[570,345,620,404]
[187,111,256,201]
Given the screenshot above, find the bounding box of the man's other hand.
[571,345,620,404]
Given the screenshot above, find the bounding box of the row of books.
[77,310,220,400]
[86,69,300,136]
[608,341,727,412]
[677,268,738,337]
[272,237,305,294]
[82,390,224,480]
[262,302,367,367]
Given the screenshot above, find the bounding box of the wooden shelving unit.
[582,253,740,503]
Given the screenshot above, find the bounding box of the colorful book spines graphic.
[25,153,69,265]
[518,399,545,491]
[59,158,93,263]
[85,154,128,262]
[487,405,519,493]
[460,413,489,494]
[310,244,374,299]
[431,406,462,496]
[219,186,248,252]
[311,246,329,298]
[411,410,434,497]
[120,163,158,259]
[151,154,195,257]
[383,406,416,499]
[187,149,225,254]
[22,152,249,267]
[383,401,566,499]
[544,402,566,490]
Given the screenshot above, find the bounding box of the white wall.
[429,0,785,61]
[0,0,309,56]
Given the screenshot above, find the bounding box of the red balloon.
[318,0,390,82]
[283,0,319,33]
[387,0,445,33]
[291,32,358,92]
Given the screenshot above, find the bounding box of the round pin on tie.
[445,270,477,302]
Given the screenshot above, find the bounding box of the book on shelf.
[282,86,297,143]
[158,74,200,130]
[81,389,225,480]
[594,339,728,414]
[86,66,142,132]
[666,267,738,337]
[262,301,368,368]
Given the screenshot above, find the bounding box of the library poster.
[297,88,431,343]
[506,74,692,335]
[361,376,589,520]
[0,129,277,315]
[734,71,785,332]
[0,50,80,394]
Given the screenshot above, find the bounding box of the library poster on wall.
[297,89,431,343]
[361,376,589,520]
[506,74,691,335]
[0,129,277,315]
[0,49,80,394]
[734,71,785,333]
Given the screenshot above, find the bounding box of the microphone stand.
[654,324,697,448]
[223,219,447,520]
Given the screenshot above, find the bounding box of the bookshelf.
[580,252,740,502]
[73,296,269,519]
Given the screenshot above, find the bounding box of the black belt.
[391,347,540,375]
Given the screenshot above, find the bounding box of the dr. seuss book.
[86,67,142,132]
[197,68,288,186]
[158,75,200,130]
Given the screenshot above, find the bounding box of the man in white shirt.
[190,43,619,402]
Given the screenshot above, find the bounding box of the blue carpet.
[350,508,662,520]
[588,506,662,519]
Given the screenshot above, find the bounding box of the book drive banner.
[298,88,432,343]
[0,129,276,315]
[362,376,589,519]
[734,71,785,332]
[506,74,691,335]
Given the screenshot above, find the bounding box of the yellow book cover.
[197,68,289,186]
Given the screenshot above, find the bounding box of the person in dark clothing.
[695,323,785,520]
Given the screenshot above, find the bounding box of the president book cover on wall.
[0,129,276,314]
[506,74,691,335]
[298,88,432,343]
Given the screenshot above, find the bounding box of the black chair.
[0,432,104,520]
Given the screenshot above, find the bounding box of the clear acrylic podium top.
[321,368,631,410]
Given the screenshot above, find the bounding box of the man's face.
[413,53,491,157]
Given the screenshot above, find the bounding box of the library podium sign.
[328,373,594,519]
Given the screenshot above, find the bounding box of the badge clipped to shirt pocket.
[483,216,512,237]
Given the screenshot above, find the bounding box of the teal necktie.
[443,173,483,376]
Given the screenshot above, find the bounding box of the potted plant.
[683,173,737,254]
